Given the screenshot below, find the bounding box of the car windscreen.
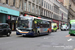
[71,24,75,30]
[0,25,9,29]
[2,25,9,28]
[61,25,67,28]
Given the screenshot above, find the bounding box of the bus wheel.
[70,34,73,36]
[46,31,49,35]
[47,31,50,34]
[37,31,40,36]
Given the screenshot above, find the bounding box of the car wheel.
[7,33,10,37]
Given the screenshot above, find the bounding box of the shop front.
[53,20,59,29]
[0,6,20,31]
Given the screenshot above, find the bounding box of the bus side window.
[40,25,43,28]
[50,22,51,28]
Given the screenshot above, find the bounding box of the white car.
[61,25,69,31]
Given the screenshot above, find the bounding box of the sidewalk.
[11,31,16,35]
[57,29,61,32]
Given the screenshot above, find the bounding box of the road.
[0,31,75,50]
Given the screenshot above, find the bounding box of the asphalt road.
[0,31,75,50]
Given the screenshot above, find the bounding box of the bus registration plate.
[22,34,26,35]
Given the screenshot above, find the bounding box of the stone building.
[41,0,68,29]
[0,0,69,30]
[57,0,75,22]
[68,0,75,21]
[22,0,41,17]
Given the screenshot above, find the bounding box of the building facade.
[41,0,53,19]
[41,0,68,29]
[22,0,41,17]
[0,0,68,30]
[68,0,75,22]
[58,0,75,22]
[0,0,23,30]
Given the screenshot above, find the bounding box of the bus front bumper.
[69,30,75,35]
[16,31,34,36]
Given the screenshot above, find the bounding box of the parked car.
[61,25,69,31]
[0,23,11,36]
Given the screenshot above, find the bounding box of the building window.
[32,4,35,13]
[36,0,38,4]
[48,4,49,9]
[0,0,1,3]
[48,11,49,17]
[44,10,45,16]
[13,0,15,6]
[50,5,51,10]
[24,1,27,11]
[33,0,35,2]
[28,2,31,12]
[42,0,43,6]
[19,0,21,9]
[38,7,40,15]
[46,11,47,16]
[36,6,38,14]
[39,0,40,4]
[46,2,47,8]
[44,1,45,7]
[6,0,8,4]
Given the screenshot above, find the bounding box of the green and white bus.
[69,20,75,35]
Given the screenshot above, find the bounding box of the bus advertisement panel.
[16,16,51,36]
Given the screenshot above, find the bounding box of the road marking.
[66,35,75,38]
[66,35,70,37]
[44,37,49,39]
[67,38,73,41]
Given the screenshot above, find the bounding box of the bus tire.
[61,29,62,31]
[47,31,50,35]
[37,31,40,36]
[70,34,73,36]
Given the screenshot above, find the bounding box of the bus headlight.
[18,30,22,32]
[16,28,22,32]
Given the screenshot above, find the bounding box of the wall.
[0,0,23,12]
[64,0,69,9]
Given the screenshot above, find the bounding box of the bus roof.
[21,16,52,22]
[34,17,51,22]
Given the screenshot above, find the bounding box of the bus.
[69,20,75,35]
[16,16,52,36]
[51,23,57,32]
